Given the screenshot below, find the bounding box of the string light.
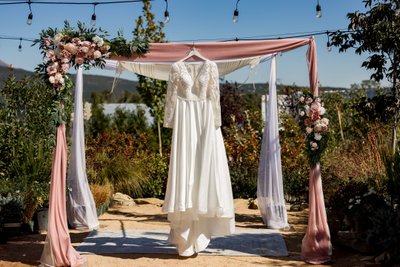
[91,3,98,26]
[18,37,22,52]
[232,0,240,23]
[164,0,170,24]
[326,31,331,52]
[316,0,322,18]
[27,0,33,25]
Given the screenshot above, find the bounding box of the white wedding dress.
[163,60,235,256]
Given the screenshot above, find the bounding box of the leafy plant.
[134,153,168,198]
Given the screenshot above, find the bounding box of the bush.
[279,114,309,203]
[224,111,262,198]
[0,194,24,224]
[90,183,113,208]
[136,153,169,199]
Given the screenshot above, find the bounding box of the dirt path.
[0,199,371,267]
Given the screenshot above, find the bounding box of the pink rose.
[82,41,91,47]
[44,37,51,46]
[306,127,313,134]
[93,50,102,59]
[60,50,72,60]
[311,102,320,112]
[46,50,56,60]
[321,118,329,126]
[54,34,63,44]
[304,118,312,127]
[72,38,81,45]
[64,43,78,55]
[61,63,70,73]
[306,97,313,104]
[75,57,84,65]
[46,63,58,75]
[81,46,89,54]
[311,111,321,121]
[310,142,318,151]
[314,124,322,132]
[54,72,63,82]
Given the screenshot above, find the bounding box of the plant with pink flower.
[35,20,149,127]
[298,92,330,166]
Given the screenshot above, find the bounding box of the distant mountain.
[0,66,138,101]
[0,59,8,67]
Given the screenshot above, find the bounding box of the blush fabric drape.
[40,124,86,267]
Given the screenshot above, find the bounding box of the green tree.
[329,0,400,152]
[133,0,167,155]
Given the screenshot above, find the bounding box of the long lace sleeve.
[163,65,179,128]
[208,62,222,128]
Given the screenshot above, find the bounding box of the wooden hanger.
[179,46,208,62]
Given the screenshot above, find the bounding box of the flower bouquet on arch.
[298,92,329,166]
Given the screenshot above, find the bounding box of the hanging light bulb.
[26,1,33,25]
[164,10,170,24]
[316,0,322,18]
[18,38,22,52]
[27,12,33,25]
[326,32,331,52]
[91,3,97,26]
[232,0,240,23]
[164,0,170,24]
[91,13,97,26]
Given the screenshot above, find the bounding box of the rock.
[134,198,163,207]
[111,193,136,207]
[248,199,258,209]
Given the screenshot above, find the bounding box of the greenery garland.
[34,21,149,126]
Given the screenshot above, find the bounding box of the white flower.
[300,111,305,117]
[299,96,305,102]
[320,106,326,115]
[310,142,318,150]
[306,127,313,134]
[83,102,92,120]
[49,76,55,84]
[314,133,322,141]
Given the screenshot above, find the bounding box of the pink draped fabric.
[301,164,332,264]
[303,37,332,263]
[111,38,311,62]
[40,124,86,267]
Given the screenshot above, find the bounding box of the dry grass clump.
[90,183,113,208]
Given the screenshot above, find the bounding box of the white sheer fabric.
[257,56,289,230]
[105,55,269,81]
[66,67,99,230]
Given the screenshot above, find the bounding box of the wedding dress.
[162,60,235,256]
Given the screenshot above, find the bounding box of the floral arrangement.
[35,21,110,91]
[34,21,148,126]
[298,92,329,166]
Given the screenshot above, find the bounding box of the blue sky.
[0,0,377,88]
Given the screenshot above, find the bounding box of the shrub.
[279,114,308,203]
[136,153,169,199]
[90,183,113,208]
[224,111,262,198]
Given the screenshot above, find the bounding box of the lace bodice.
[163,60,221,128]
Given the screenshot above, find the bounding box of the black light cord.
[0,0,147,6]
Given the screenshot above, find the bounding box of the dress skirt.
[162,97,235,256]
